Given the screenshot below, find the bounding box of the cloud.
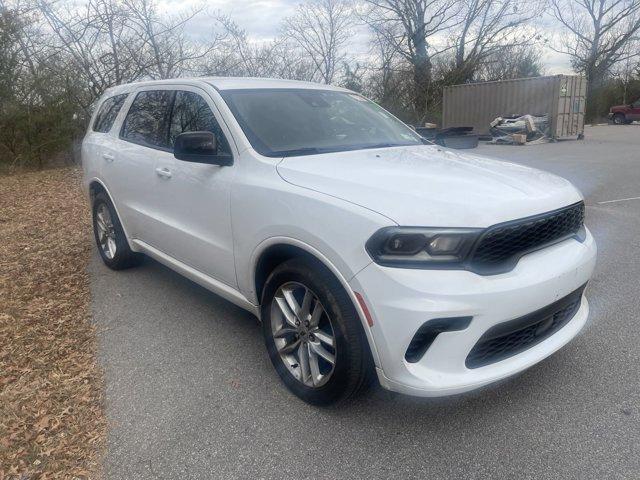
[542,48,573,74]
[160,0,300,41]
[158,0,574,74]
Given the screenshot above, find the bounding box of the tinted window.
[93,94,128,133]
[220,89,422,157]
[121,90,174,148]
[169,91,231,154]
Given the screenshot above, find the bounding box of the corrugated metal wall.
[554,75,586,138]
[442,75,586,139]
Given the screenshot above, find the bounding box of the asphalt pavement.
[91,124,640,479]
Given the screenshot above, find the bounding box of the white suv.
[82,77,597,405]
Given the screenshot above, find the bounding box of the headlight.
[365,227,482,268]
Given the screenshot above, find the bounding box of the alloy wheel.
[270,282,337,388]
[95,203,117,259]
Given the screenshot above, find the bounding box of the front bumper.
[349,228,597,397]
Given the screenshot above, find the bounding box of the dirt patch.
[0,167,105,478]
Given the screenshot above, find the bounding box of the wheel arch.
[254,243,319,304]
[89,178,108,200]
[613,112,626,124]
[250,238,381,368]
[88,178,136,250]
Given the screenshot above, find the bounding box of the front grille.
[469,202,585,274]
[466,284,586,369]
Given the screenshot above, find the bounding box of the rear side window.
[120,90,174,149]
[169,91,231,154]
[93,94,128,133]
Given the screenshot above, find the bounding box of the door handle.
[102,153,115,162]
[155,167,172,179]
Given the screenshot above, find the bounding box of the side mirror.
[174,131,233,166]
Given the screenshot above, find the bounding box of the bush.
[0,98,86,171]
[588,78,640,123]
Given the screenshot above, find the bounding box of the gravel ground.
[92,124,640,479]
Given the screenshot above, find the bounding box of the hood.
[610,104,629,111]
[276,145,583,227]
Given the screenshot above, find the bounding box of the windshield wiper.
[358,143,397,150]
[277,147,329,157]
[344,142,419,151]
[275,142,420,158]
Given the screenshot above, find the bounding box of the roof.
[103,77,349,97]
[204,77,348,91]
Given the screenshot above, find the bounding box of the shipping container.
[442,75,586,140]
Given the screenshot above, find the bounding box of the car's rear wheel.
[261,257,374,406]
[612,113,626,125]
[92,192,140,270]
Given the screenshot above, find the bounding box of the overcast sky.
[160,0,574,75]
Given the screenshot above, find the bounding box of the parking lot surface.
[91,125,640,479]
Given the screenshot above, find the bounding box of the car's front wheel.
[261,258,374,406]
[612,113,626,125]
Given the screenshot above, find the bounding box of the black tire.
[624,120,633,125]
[261,257,374,406]
[92,192,141,270]
[612,113,626,125]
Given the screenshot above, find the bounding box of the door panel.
[111,138,166,241]
[113,89,174,241]
[85,93,130,200]
[151,88,237,287]
[630,101,640,121]
[154,154,236,286]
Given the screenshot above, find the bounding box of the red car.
[609,98,640,124]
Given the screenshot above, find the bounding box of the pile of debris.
[415,124,479,149]
[414,114,551,149]
[489,114,550,145]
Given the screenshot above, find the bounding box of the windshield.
[220,88,424,157]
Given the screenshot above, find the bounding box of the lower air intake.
[466,284,586,369]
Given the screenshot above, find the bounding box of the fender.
[248,236,382,368]
[87,177,139,253]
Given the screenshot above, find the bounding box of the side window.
[169,91,231,155]
[93,94,128,133]
[121,90,174,149]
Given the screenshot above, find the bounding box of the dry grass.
[0,167,105,479]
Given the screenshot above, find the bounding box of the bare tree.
[474,43,544,81]
[363,0,461,121]
[36,0,147,105]
[370,27,400,100]
[88,0,142,85]
[199,14,318,81]
[550,0,640,94]
[0,6,22,103]
[447,0,542,83]
[363,26,415,118]
[37,0,220,104]
[283,0,354,84]
[122,0,216,79]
